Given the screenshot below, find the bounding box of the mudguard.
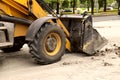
[26,17,57,41]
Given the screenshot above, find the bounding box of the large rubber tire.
[29,23,66,64]
[2,37,25,52]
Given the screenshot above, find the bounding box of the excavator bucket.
[80,15,107,55]
[63,14,108,55]
[82,28,107,55]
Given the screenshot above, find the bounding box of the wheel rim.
[44,32,61,56]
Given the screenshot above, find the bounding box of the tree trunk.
[87,0,90,11]
[73,0,76,14]
[103,0,107,12]
[118,0,120,15]
[56,0,59,14]
[91,0,94,15]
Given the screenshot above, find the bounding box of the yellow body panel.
[31,0,48,18]
[0,0,30,37]
[14,0,28,7]
[1,0,29,15]
[14,24,28,37]
[0,1,12,16]
[66,39,71,51]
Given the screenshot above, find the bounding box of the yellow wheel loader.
[0,0,107,64]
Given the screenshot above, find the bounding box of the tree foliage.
[44,0,119,15]
[62,0,69,8]
[98,0,103,9]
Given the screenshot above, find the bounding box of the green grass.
[91,9,118,16]
[61,8,118,16]
[43,7,118,17]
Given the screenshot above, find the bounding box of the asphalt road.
[93,15,120,22]
[0,15,120,80]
